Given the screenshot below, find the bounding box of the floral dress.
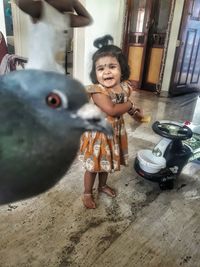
[79,82,131,173]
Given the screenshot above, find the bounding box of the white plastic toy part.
[137,149,166,174]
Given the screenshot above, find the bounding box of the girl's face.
[95,56,121,88]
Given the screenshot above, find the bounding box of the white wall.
[73,0,125,85]
[11,1,30,57]
[161,0,185,92]
[0,1,6,39]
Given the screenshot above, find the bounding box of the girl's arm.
[128,107,144,122]
[92,93,133,117]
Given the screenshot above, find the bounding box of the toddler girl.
[79,36,143,209]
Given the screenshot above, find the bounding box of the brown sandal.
[98,185,116,198]
[82,194,96,209]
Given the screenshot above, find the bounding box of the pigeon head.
[0,70,112,204]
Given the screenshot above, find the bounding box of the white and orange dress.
[79,82,132,173]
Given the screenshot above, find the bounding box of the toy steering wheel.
[152,121,193,140]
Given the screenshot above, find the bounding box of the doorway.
[170,0,200,96]
[123,0,172,91]
[3,0,14,53]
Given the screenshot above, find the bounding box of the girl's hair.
[90,35,130,84]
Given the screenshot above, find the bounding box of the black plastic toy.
[134,120,200,190]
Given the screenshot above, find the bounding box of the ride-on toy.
[134,120,200,190]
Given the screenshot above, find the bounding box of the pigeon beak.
[73,103,113,135]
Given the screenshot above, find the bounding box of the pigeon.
[0,69,112,204]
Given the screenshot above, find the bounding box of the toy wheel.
[159,180,174,190]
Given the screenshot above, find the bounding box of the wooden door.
[123,0,153,88]
[123,0,172,90]
[170,0,200,96]
[142,0,172,91]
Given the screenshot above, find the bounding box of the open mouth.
[104,77,113,81]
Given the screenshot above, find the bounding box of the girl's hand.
[132,108,144,122]
[128,107,144,122]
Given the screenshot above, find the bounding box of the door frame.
[0,1,6,39]
[169,0,188,95]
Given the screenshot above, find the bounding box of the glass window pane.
[130,0,147,33]
[179,31,195,84]
[157,0,171,33]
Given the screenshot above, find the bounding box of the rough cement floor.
[0,91,200,267]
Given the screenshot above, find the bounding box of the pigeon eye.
[46,93,62,108]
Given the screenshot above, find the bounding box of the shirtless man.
[14,0,93,27]
[14,0,93,73]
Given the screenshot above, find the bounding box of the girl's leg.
[82,171,96,209]
[98,172,116,197]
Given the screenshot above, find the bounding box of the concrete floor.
[0,90,200,267]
